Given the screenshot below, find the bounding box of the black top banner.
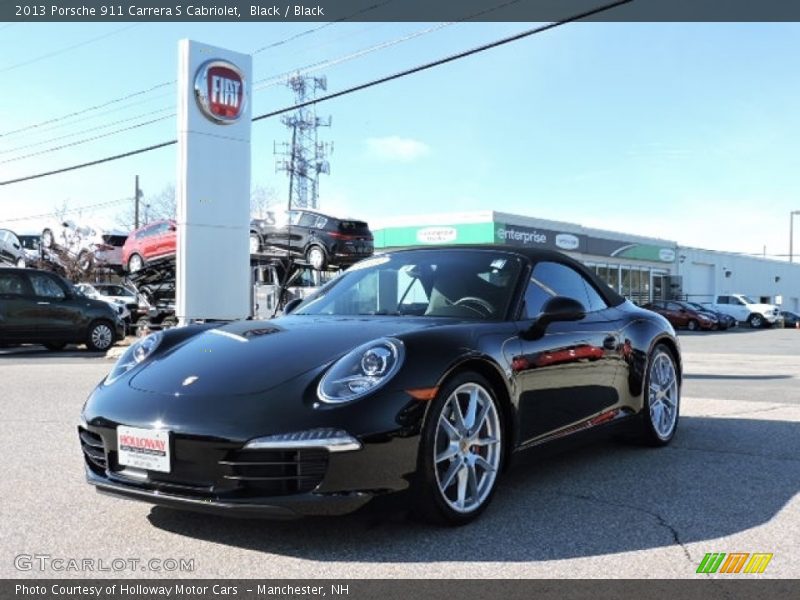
[3,0,800,23]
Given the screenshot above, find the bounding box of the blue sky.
[0,21,799,258]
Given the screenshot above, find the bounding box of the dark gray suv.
[0,268,125,351]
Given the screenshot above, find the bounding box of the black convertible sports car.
[80,246,681,524]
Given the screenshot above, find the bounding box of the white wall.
[677,247,800,311]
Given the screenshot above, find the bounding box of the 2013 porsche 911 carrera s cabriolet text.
[79,246,681,525]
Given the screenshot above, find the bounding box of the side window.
[29,274,66,300]
[0,272,26,295]
[523,261,607,318]
[717,296,729,304]
[731,297,745,306]
[315,216,328,229]
[298,213,318,227]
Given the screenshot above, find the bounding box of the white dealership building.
[372,211,800,313]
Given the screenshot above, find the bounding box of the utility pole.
[134,175,142,229]
[275,74,332,210]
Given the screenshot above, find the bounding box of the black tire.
[687,320,698,331]
[135,317,151,337]
[748,313,764,329]
[636,344,680,447]
[127,253,144,273]
[412,371,504,526]
[77,250,94,271]
[44,342,67,351]
[306,245,327,271]
[160,316,178,329]
[41,229,54,249]
[86,320,116,352]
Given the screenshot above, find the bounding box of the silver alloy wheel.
[16,257,25,268]
[308,246,325,270]
[249,233,260,254]
[434,382,501,514]
[687,320,697,331]
[128,254,143,273]
[648,350,679,440]
[749,314,763,328]
[90,324,113,351]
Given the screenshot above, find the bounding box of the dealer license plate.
[117,426,171,473]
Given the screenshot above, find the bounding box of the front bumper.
[86,467,372,518]
[79,418,420,518]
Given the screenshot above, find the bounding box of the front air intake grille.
[79,428,107,472]
[219,448,328,496]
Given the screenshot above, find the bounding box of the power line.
[0,107,175,156]
[0,197,132,224]
[0,115,173,165]
[252,0,395,55]
[1,3,393,140]
[0,0,632,187]
[0,24,140,75]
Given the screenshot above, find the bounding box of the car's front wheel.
[687,319,698,331]
[41,229,54,249]
[86,320,115,352]
[15,257,25,269]
[748,313,764,329]
[414,372,504,525]
[638,344,680,446]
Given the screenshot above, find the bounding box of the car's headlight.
[105,331,163,385]
[317,338,404,404]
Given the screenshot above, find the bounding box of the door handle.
[603,335,617,350]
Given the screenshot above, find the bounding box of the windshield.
[294,249,524,320]
[18,235,40,250]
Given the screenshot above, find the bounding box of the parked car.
[74,283,132,332]
[250,209,374,270]
[703,294,780,329]
[16,232,44,263]
[40,220,129,271]
[0,229,26,268]
[780,310,800,328]
[121,219,176,272]
[643,300,717,331]
[681,301,736,330]
[0,267,125,351]
[80,246,681,524]
[92,283,140,314]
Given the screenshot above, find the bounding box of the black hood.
[129,315,452,397]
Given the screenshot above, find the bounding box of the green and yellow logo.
[696,553,773,574]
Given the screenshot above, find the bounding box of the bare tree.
[251,184,280,219]
[115,184,176,231]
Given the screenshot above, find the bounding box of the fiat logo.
[194,59,246,124]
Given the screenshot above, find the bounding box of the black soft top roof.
[386,244,626,308]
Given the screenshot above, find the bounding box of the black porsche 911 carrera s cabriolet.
[80,245,681,525]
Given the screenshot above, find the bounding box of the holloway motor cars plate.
[117,426,171,473]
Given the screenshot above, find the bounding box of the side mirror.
[523,296,586,340]
[283,298,303,314]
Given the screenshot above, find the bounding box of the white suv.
[706,294,780,328]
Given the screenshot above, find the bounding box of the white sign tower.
[176,40,252,322]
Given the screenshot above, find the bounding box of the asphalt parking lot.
[1,327,798,579]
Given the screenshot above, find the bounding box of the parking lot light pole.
[791,210,800,263]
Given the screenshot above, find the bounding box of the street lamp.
[791,210,800,263]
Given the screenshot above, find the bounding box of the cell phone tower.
[274,74,332,210]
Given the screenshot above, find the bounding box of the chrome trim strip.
[244,436,361,453]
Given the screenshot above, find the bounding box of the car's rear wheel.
[306,245,327,271]
[748,313,764,329]
[687,319,698,331]
[249,232,261,254]
[44,342,66,351]
[128,253,144,273]
[42,229,54,249]
[77,250,94,271]
[86,320,115,352]
[638,344,680,446]
[413,372,503,525]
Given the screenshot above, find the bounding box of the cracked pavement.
[0,327,797,578]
